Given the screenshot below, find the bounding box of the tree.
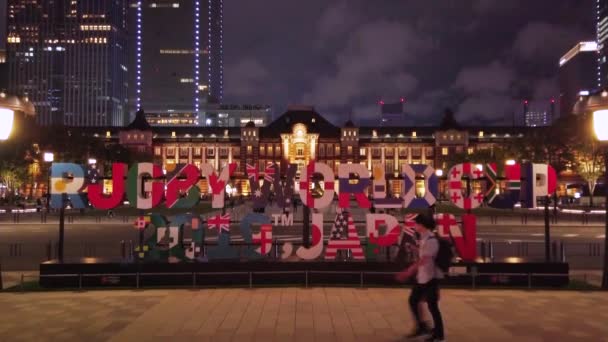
[0,160,28,204]
[575,142,605,206]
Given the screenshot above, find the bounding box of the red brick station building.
[99,105,570,199]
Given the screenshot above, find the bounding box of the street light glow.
[506,159,516,165]
[88,158,97,165]
[44,152,54,162]
[0,108,15,140]
[593,110,608,141]
[435,169,443,177]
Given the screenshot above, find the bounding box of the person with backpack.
[396,214,447,342]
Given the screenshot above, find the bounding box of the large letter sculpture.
[50,163,88,209]
[521,163,557,209]
[296,213,324,260]
[402,164,438,209]
[325,211,365,260]
[201,162,237,208]
[165,164,201,208]
[299,162,335,209]
[126,163,164,210]
[88,163,126,209]
[485,163,522,209]
[447,163,485,210]
[372,165,402,208]
[338,164,371,209]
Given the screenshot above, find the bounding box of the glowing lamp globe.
[0,108,15,141]
[594,110,608,142]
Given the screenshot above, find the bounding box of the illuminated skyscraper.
[559,41,598,116]
[597,0,608,88]
[7,0,129,126]
[131,0,223,124]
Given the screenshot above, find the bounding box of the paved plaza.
[0,288,607,341]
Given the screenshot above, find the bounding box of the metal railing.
[19,270,577,291]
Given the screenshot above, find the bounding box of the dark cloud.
[223,0,595,125]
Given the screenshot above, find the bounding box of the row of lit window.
[150,3,180,8]
[82,14,106,19]
[83,37,108,44]
[160,49,208,55]
[80,25,112,31]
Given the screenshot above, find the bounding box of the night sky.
[223,0,595,125]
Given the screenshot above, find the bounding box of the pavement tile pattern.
[0,288,606,341]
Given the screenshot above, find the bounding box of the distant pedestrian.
[107,209,114,218]
[396,214,445,342]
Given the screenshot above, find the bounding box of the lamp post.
[0,108,15,141]
[592,109,608,289]
[43,152,54,211]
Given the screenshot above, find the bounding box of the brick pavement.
[0,288,607,341]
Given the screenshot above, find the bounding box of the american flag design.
[207,213,231,234]
[325,212,365,260]
[330,211,349,240]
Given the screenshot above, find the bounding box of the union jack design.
[207,213,231,233]
[246,163,259,182]
[403,213,418,245]
[264,162,275,183]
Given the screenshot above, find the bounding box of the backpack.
[432,234,454,273]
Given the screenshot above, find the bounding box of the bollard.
[79,274,82,289]
[480,241,486,261]
[274,240,279,259]
[305,271,309,288]
[551,241,558,262]
[136,272,140,288]
[360,272,364,288]
[120,240,126,259]
[20,273,24,291]
[488,241,494,261]
[46,241,52,260]
[527,273,532,289]
[192,272,196,288]
[249,272,253,289]
[560,242,566,262]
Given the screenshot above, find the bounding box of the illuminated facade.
[109,106,527,196]
[559,42,598,116]
[132,0,223,123]
[144,104,272,127]
[598,0,608,88]
[7,0,129,126]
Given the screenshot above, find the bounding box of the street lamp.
[44,152,54,211]
[593,109,608,289]
[0,108,15,141]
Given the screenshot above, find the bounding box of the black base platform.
[39,259,569,288]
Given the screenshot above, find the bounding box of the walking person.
[396,214,445,342]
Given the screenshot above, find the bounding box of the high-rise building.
[132,0,223,123]
[144,104,272,127]
[0,0,7,91]
[523,100,554,127]
[559,41,598,116]
[379,99,405,126]
[597,0,608,88]
[7,0,129,126]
